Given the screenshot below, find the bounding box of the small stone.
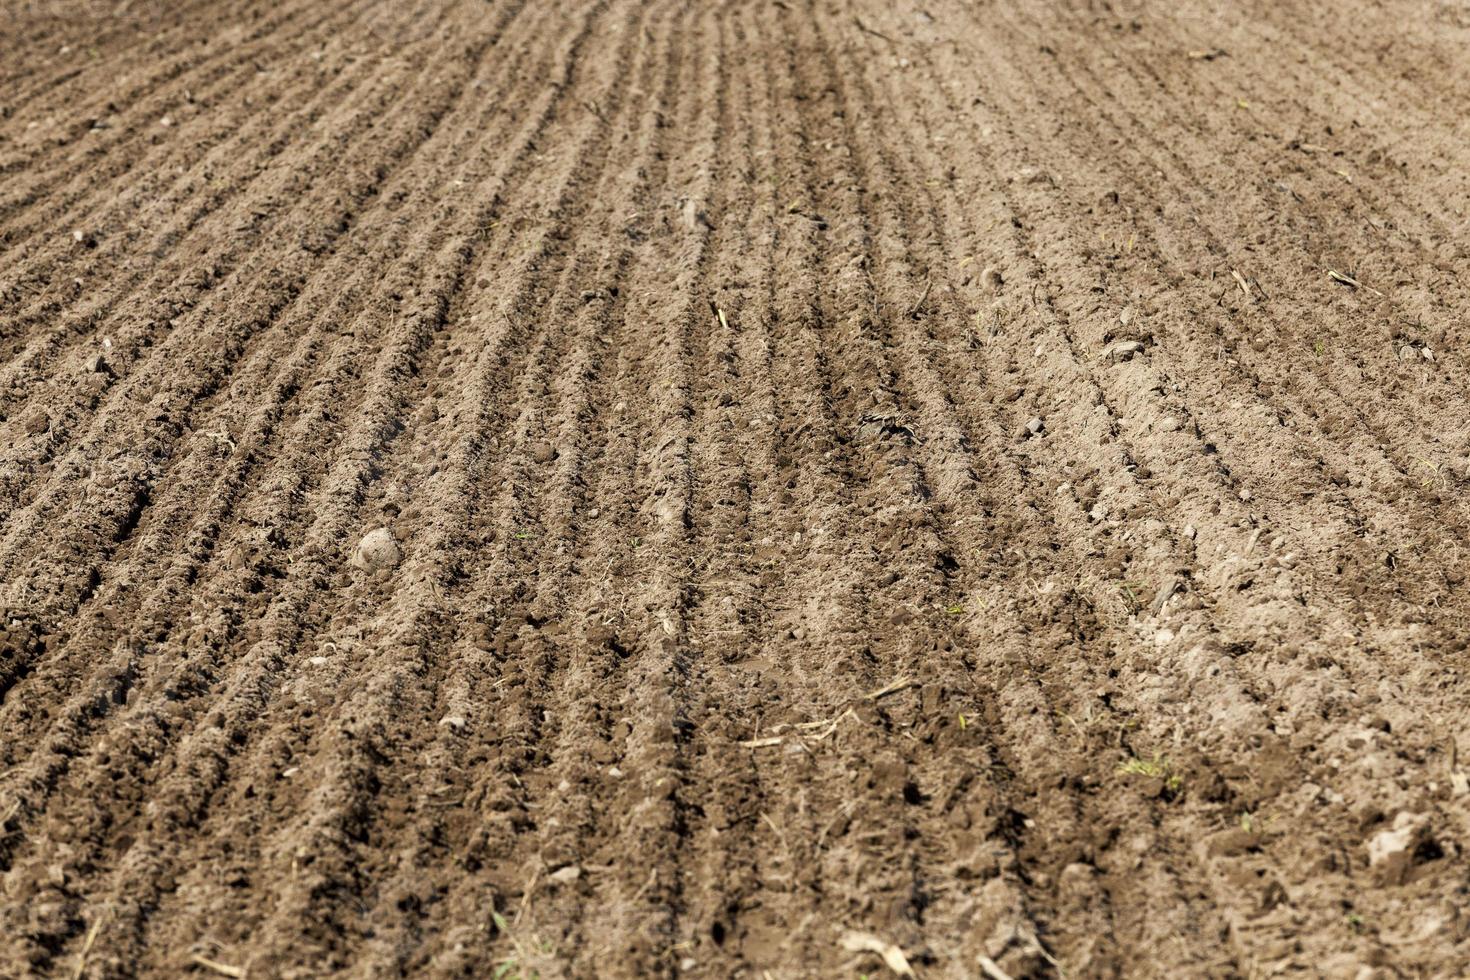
[84,353,106,373]
[1158,416,1181,433]
[1239,488,1253,503]
[23,410,49,435]
[352,527,401,571]
[1367,812,1430,885]
[980,264,1003,292]
[1026,416,1045,435]
[654,494,685,526]
[681,198,713,232]
[1057,862,1096,898]
[438,714,467,731]
[1108,340,1146,361]
[1183,524,1197,540]
[549,865,582,884]
[528,440,557,464]
[1118,306,1135,328]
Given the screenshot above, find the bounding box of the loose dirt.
[4,1,1470,976]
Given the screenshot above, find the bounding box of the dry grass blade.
[905,276,933,317]
[839,930,915,976]
[1326,268,1384,296]
[190,954,246,978]
[736,735,785,749]
[865,677,917,700]
[797,707,858,741]
[978,955,1017,980]
[853,16,894,42]
[70,913,106,980]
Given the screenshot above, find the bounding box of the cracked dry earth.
[3,0,1470,977]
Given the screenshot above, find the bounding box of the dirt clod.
[352,527,401,571]
[1109,339,1146,361]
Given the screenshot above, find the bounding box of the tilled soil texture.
[3,0,1470,977]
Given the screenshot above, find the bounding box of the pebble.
[353,527,401,571]
[1026,416,1045,435]
[1158,416,1181,433]
[1367,812,1430,885]
[1108,340,1145,361]
[549,865,582,884]
[528,440,557,464]
[438,714,467,731]
[23,410,50,434]
[980,264,1003,292]
[680,198,714,232]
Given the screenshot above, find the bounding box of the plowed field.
[4,1,1470,976]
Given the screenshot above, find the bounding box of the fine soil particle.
[2,1,1470,977]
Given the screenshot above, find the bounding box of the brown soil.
[3,1,1470,976]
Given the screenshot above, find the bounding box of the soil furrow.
[5,2,1470,976]
[0,0,469,433]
